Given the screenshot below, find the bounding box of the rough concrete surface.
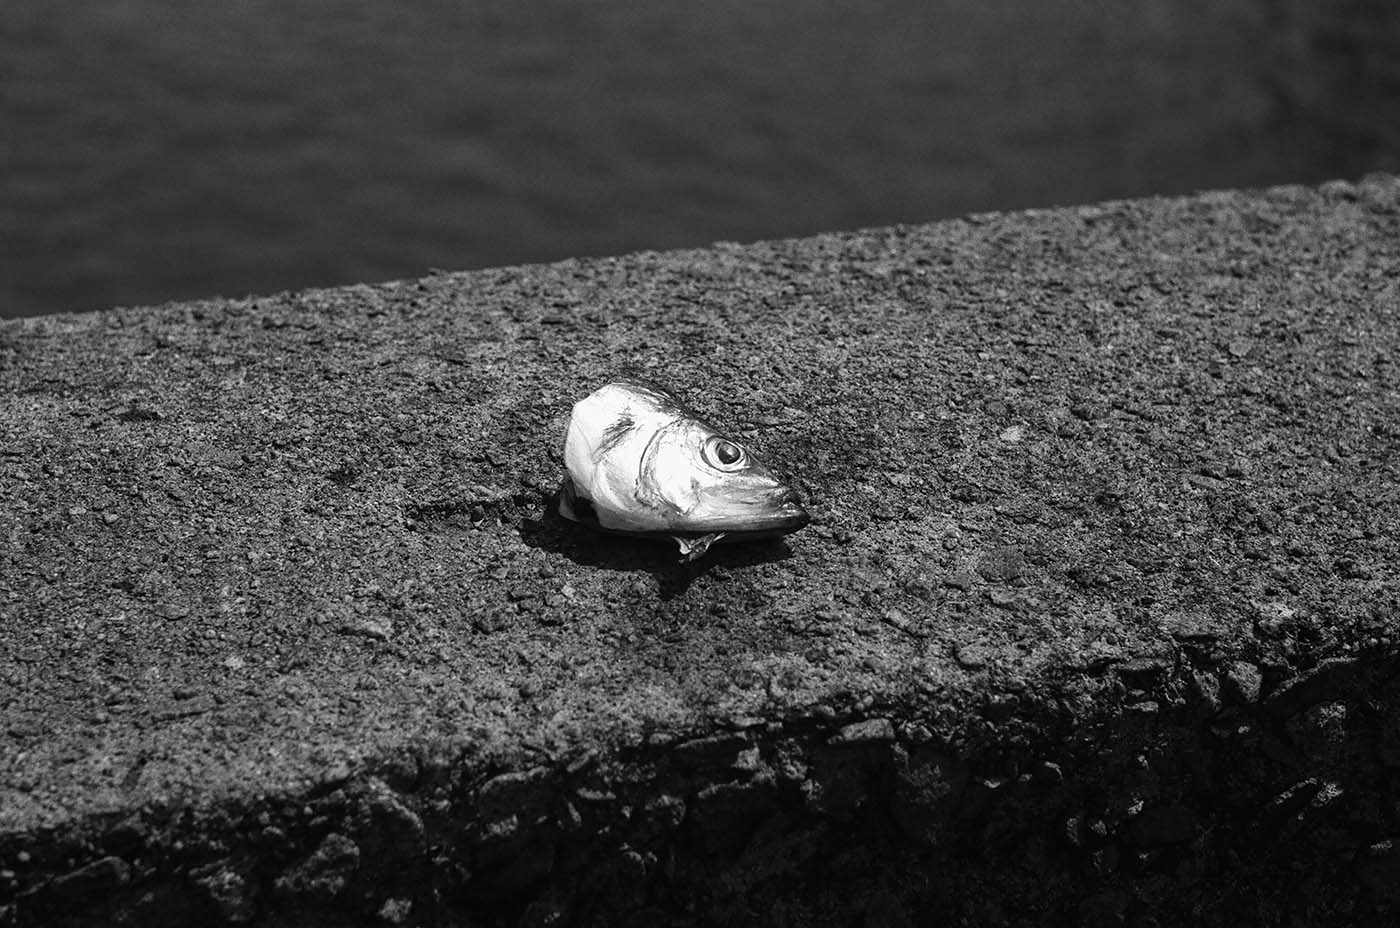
[2,175,1400,924]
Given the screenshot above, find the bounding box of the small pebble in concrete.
[986,589,1020,610]
[880,608,919,635]
[1224,661,1263,705]
[473,609,511,633]
[275,833,360,903]
[338,616,392,641]
[1188,671,1223,717]
[831,718,895,744]
[977,546,1027,582]
[954,642,996,670]
[378,898,413,925]
[984,693,1018,722]
[157,602,190,621]
[943,573,976,591]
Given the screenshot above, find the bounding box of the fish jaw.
[751,489,811,533]
[684,487,810,535]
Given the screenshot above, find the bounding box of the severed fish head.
[559,379,809,560]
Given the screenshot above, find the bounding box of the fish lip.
[780,504,811,531]
[762,494,811,532]
[714,512,808,538]
[774,487,802,506]
[686,495,809,536]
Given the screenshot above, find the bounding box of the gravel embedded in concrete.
[2,175,1399,923]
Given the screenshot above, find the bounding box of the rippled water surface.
[0,0,1374,317]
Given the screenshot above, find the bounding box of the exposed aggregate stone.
[1,175,1399,923]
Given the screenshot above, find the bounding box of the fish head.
[638,418,809,535]
[561,378,809,539]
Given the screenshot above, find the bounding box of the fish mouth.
[725,488,810,535]
[667,486,811,537]
[771,489,810,529]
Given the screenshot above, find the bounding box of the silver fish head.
[560,380,810,546]
[633,416,810,534]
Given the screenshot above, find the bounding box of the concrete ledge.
[3,175,1400,923]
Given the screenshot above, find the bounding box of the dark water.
[0,0,1392,318]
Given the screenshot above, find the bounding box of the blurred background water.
[2,0,1397,318]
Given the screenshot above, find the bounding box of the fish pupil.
[716,441,740,465]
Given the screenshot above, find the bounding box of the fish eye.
[703,437,747,471]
